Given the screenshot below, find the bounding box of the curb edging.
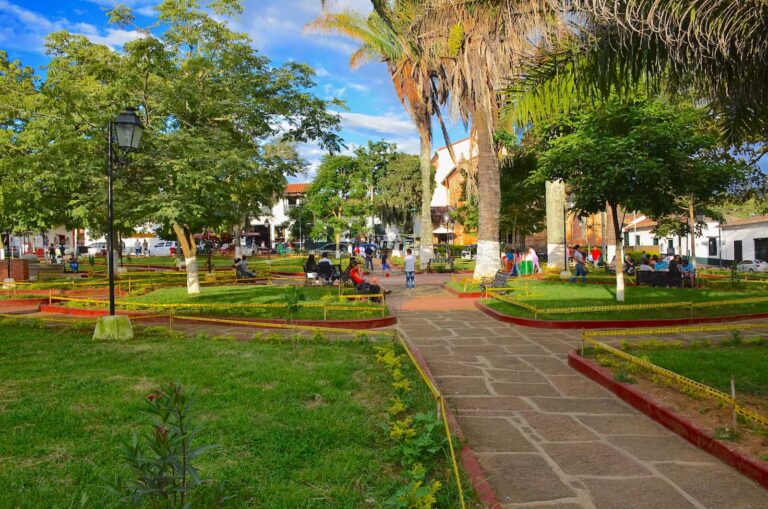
[568,351,768,491]
[403,337,502,508]
[476,300,768,329]
[442,284,483,299]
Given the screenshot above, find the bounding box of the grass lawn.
[89,255,307,274]
[625,344,768,395]
[110,285,389,321]
[0,320,450,507]
[484,280,768,320]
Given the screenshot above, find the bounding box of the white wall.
[431,137,476,207]
[721,223,768,262]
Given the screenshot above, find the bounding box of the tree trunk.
[545,180,567,271]
[473,109,501,279]
[234,223,242,259]
[0,234,5,261]
[172,223,200,295]
[418,127,434,269]
[610,204,625,302]
[688,200,696,266]
[335,232,341,260]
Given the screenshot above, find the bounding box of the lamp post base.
[93,315,134,341]
[2,278,15,289]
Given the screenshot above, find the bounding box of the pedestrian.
[528,247,541,273]
[569,245,587,283]
[404,248,416,290]
[380,249,389,275]
[142,239,149,256]
[134,239,141,256]
[364,245,375,271]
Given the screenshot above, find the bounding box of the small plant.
[614,372,636,384]
[721,331,743,347]
[388,463,442,508]
[107,382,225,508]
[714,426,740,441]
[311,330,327,343]
[282,286,306,324]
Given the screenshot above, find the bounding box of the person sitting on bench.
[317,252,337,284]
[234,255,256,278]
[348,259,391,295]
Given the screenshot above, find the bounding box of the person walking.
[569,245,587,283]
[142,239,149,256]
[364,245,375,272]
[404,248,416,290]
[380,249,390,275]
[134,239,141,256]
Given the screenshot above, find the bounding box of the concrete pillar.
[546,180,566,271]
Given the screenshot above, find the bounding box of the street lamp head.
[114,107,144,150]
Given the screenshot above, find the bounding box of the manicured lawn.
[625,344,768,395]
[115,285,389,320]
[485,280,768,320]
[0,321,424,507]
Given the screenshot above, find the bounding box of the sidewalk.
[394,287,768,508]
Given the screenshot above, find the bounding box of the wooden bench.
[427,257,454,273]
[480,271,511,294]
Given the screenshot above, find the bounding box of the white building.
[250,183,309,249]
[720,215,768,263]
[431,137,477,207]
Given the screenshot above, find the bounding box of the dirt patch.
[605,365,768,464]
[303,393,326,410]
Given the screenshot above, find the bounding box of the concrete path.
[393,285,768,508]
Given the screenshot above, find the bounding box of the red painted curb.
[271,271,304,277]
[403,338,502,508]
[442,284,483,299]
[0,298,48,307]
[476,300,768,330]
[569,351,768,491]
[39,304,397,330]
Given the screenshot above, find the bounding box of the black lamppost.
[5,232,10,279]
[107,108,144,315]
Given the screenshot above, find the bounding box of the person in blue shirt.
[655,257,669,271]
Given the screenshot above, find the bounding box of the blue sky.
[0,0,465,178]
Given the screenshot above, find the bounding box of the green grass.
[625,345,768,396]
[0,321,418,507]
[110,285,389,321]
[485,280,768,320]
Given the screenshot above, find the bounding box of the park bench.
[480,270,511,294]
[427,257,454,273]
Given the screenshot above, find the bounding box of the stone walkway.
[394,285,768,508]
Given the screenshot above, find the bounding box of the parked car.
[461,244,477,260]
[87,242,108,256]
[150,240,180,256]
[735,259,768,272]
[310,242,350,256]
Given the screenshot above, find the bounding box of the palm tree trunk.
[172,223,200,295]
[688,200,697,265]
[473,109,501,279]
[418,127,434,269]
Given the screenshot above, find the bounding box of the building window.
[623,232,629,247]
[755,238,768,261]
[708,237,718,257]
[635,235,640,247]
[652,238,658,246]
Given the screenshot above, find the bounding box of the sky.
[0,0,466,180]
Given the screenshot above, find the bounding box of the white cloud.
[0,0,144,52]
[348,82,369,92]
[314,65,330,77]
[339,111,416,136]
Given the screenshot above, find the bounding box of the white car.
[735,259,768,273]
[87,242,108,256]
[461,244,477,260]
[150,240,180,256]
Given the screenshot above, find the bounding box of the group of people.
[502,247,542,276]
[132,239,150,256]
[304,248,419,295]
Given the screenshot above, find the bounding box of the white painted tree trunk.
[610,205,625,302]
[173,223,200,295]
[475,239,501,277]
[472,109,502,280]
[335,232,341,260]
[234,224,242,259]
[0,235,5,261]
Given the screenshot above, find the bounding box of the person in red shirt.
[349,259,391,295]
[591,247,601,264]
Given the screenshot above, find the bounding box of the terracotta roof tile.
[720,215,768,228]
[285,183,309,194]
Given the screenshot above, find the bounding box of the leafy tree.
[535,96,748,301]
[304,155,369,258]
[374,152,423,234]
[498,144,546,246]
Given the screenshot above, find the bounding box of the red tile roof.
[720,215,768,228]
[285,183,309,194]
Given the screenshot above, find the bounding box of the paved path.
[393,284,768,509]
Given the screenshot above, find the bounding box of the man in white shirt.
[404,248,416,290]
[568,245,587,283]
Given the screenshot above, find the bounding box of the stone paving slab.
[393,302,768,509]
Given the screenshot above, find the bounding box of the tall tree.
[304,155,369,258]
[375,152,423,233]
[535,96,748,301]
[308,3,449,268]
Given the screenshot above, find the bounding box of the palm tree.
[400,0,563,278]
[308,3,450,269]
